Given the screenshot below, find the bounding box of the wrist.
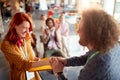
[57,72,67,80]
[58,72,63,76]
[55,72,63,78]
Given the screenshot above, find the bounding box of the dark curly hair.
[45,17,55,27]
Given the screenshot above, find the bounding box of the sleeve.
[41,29,50,44]
[31,33,37,48]
[26,38,36,60]
[1,41,32,71]
[66,54,88,66]
[58,72,68,80]
[78,55,105,80]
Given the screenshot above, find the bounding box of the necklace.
[87,51,99,62]
[19,39,34,79]
[19,39,28,59]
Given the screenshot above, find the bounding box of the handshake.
[29,57,67,78]
[50,57,67,74]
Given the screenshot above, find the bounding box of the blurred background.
[0,0,120,80]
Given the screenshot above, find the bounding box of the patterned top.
[47,29,61,50]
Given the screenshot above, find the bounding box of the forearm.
[66,55,88,66]
[31,59,50,68]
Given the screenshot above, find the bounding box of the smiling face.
[47,20,54,28]
[15,21,30,38]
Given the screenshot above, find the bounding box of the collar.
[16,38,24,47]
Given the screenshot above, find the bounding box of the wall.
[102,0,115,15]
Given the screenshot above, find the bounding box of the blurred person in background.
[57,14,70,57]
[74,17,81,34]
[39,14,47,57]
[48,8,54,18]
[39,14,47,40]
[41,17,65,58]
[50,7,120,80]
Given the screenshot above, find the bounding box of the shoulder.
[1,39,17,53]
[1,39,14,48]
[79,45,120,80]
[86,44,120,72]
[98,43,120,64]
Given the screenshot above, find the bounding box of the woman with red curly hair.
[1,12,50,80]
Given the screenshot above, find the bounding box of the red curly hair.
[5,12,33,44]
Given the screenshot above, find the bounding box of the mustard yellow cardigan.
[1,38,42,80]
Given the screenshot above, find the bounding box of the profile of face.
[15,21,30,38]
[77,19,87,46]
[47,20,54,28]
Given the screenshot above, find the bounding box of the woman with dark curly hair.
[41,17,65,58]
[50,7,120,80]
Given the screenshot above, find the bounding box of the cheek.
[50,23,53,26]
[19,29,24,33]
[78,32,82,38]
[16,28,25,35]
[16,28,21,34]
[79,32,84,42]
[22,28,27,32]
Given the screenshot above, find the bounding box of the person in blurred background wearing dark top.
[1,12,50,80]
[50,7,120,80]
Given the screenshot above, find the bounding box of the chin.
[79,40,86,46]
